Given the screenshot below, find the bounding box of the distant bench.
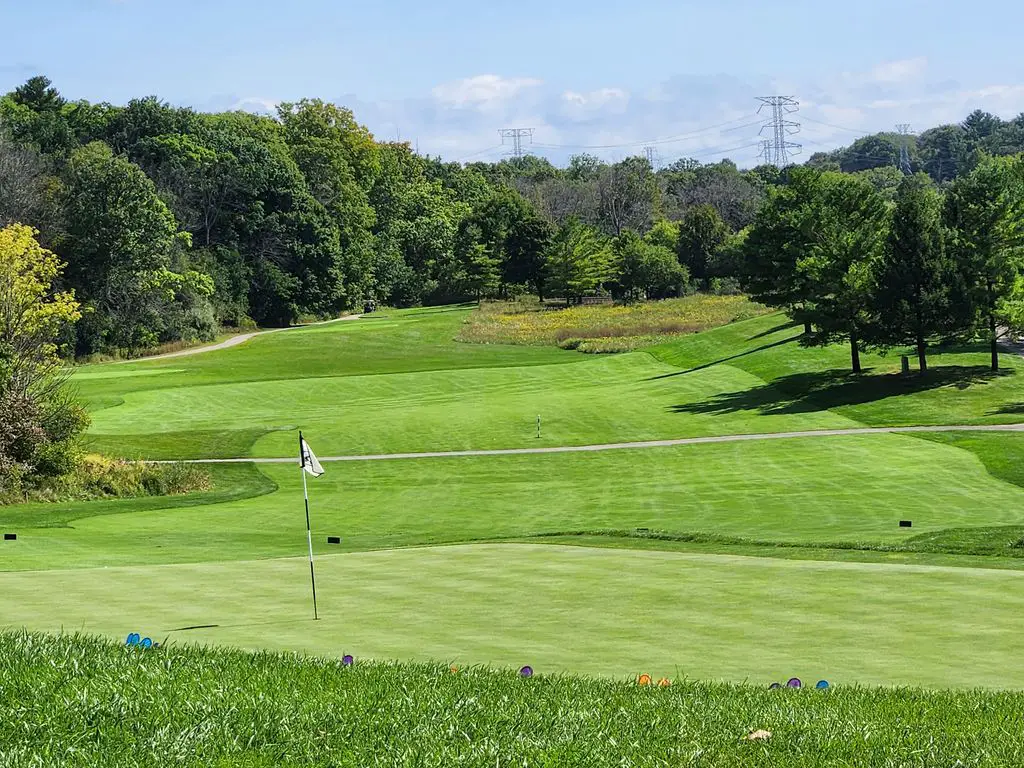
[543,296,614,309]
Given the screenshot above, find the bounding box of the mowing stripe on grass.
[3,544,1024,689]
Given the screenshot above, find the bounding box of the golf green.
[2,544,1022,689]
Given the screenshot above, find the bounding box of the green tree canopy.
[0,224,88,497]
[677,204,730,284]
[872,174,968,372]
[943,154,1024,370]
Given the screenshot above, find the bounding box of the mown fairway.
[4,435,1024,572]
[79,307,1024,459]
[5,303,1024,688]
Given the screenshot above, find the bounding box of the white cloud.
[220,61,1024,168]
[560,88,629,108]
[868,57,929,84]
[230,96,278,114]
[431,75,542,109]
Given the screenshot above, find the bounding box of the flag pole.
[299,431,319,621]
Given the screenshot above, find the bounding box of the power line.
[800,135,908,166]
[757,96,801,167]
[658,141,765,167]
[499,128,534,158]
[456,145,506,163]
[800,115,869,136]
[644,146,660,170]
[532,116,762,151]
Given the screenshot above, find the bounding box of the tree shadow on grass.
[650,334,802,380]
[747,319,801,340]
[989,403,1024,416]
[669,365,1015,416]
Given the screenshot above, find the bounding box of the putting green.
[2,544,1023,689]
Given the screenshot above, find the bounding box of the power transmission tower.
[756,96,801,167]
[896,124,913,175]
[644,145,660,170]
[499,128,534,158]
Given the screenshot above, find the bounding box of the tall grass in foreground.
[458,295,768,352]
[1,632,1021,767]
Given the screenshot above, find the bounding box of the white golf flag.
[300,438,324,477]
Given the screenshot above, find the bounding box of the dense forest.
[1,76,1023,361]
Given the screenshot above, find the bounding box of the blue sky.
[2,0,1022,166]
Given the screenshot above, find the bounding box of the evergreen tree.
[742,168,824,335]
[943,155,1024,371]
[872,174,968,373]
[797,172,889,373]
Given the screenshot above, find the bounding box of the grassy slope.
[82,311,1024,462]
[9,305,1024,572]
[6,633,1023,768]
[5,435,1024,571]
[650,314,1024,428]
[78,307,579,458]
[0,464,274,530]
[5,545,1024,688]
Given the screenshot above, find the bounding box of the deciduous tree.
[0,224,87,496]
[797,172,889,373]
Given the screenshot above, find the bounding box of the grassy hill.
[4,632,1024,768]
[4,300,1024,690]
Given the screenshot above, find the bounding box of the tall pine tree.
[944,155,1024,371]
[873,174,968,373]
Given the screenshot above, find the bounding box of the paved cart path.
[165,423,1024,464]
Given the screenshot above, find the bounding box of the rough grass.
[3,455,210,506]
[458,294,769,351]
[2,631,1023,768]
[0,463,274,529]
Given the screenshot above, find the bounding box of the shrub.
[1,454,210,505]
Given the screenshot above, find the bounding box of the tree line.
[0,78,560,355]
[2,75,1021,359]
[744,159,1024,373]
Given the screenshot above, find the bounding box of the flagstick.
[299,431,319,621]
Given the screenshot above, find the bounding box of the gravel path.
[169,423,1024,465]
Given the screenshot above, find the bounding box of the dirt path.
[110,315,362,363]
[170,423,1024,465]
